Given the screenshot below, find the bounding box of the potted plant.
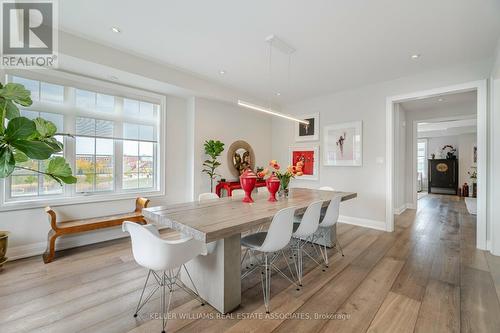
[202,139,224,192]
[0,82,77,267]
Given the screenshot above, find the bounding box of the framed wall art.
[295,113,319,142]
[323,121,362,166]
[288,145,319,180]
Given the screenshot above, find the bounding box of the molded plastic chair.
[123,222,206,333]
[319,186,335,191]
[317,195,344,267]
[291,200,324,286]
[240,206,297,313]
[198,192,219,201]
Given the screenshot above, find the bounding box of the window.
[75,117,114,193]
[3,74,162,206]
[417,140,427,178]
[10,110,64,198]
[76,89,115,113]
[123,123,156,189]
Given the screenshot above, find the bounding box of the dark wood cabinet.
[428,159,458,195]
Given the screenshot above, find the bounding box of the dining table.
[143,187,357,314]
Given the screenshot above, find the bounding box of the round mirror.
[227,140,255,178]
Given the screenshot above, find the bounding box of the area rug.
[464,197,477,215]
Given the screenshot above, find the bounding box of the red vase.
[266,174,280,202]
[240,169,257,203]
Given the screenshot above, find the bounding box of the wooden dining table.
[143,187,357,313]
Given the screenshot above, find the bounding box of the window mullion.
[116,97,124,192]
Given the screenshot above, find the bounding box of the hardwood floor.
[1,195,500,333]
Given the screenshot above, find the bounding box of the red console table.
[216,180,266,197]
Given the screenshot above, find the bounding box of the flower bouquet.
[257,159,304,198]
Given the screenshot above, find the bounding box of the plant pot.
[0,231,9,268]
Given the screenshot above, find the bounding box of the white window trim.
[417,138,428,178]
[0,69,166,212]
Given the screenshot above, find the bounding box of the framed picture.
[323,121,362,166]
[295,113,319,142]
[288,145,319,180]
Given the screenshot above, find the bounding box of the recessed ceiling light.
[108,75,119,81]
[411,54,421,60]
[438,98,444,102]
[275,92,281,96]
[219,70,226,75]
[111,27,121,33]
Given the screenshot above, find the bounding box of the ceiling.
[400,90,477,112]
[59,0,500,103]
[418,118,477,132]
[417,117,477,138]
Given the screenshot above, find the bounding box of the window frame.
[0,69,166,212]
[417,138,428,179]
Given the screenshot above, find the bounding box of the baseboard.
[7,225,169,261]
[394,203,416,215]
[338,215,387,231]
[394,205,407,215]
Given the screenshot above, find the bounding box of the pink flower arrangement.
[258,159,303,191]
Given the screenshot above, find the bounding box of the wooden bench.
[43,197,150,263]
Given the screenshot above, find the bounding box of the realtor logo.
[1,0,58,68]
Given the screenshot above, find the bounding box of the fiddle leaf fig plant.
[0,82,77,185]
[202,139,224,192]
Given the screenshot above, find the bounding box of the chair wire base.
[241,249,299,313]
[133,265,205,333]
[290,229,345,284]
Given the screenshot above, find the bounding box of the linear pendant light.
[237,100,309,124]
[237,35,308,125]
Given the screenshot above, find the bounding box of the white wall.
[489,38,500,254]
[272,60,491,229]
[192,97,272,199]
[457,134,477,188]
[427,136,459,159]
[394,105,407,212]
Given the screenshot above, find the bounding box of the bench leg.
[43,230,59,264]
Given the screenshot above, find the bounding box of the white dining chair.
[198,192,219,201]
[240,206,298,313]
[231,189,245,197]
[122,222,206,333]
[319,186,335,191]
[291,200,324,286]
[316,195,344,268]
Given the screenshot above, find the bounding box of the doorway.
[386,80,487,250]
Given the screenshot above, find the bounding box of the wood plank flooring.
[1,194,500,332]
